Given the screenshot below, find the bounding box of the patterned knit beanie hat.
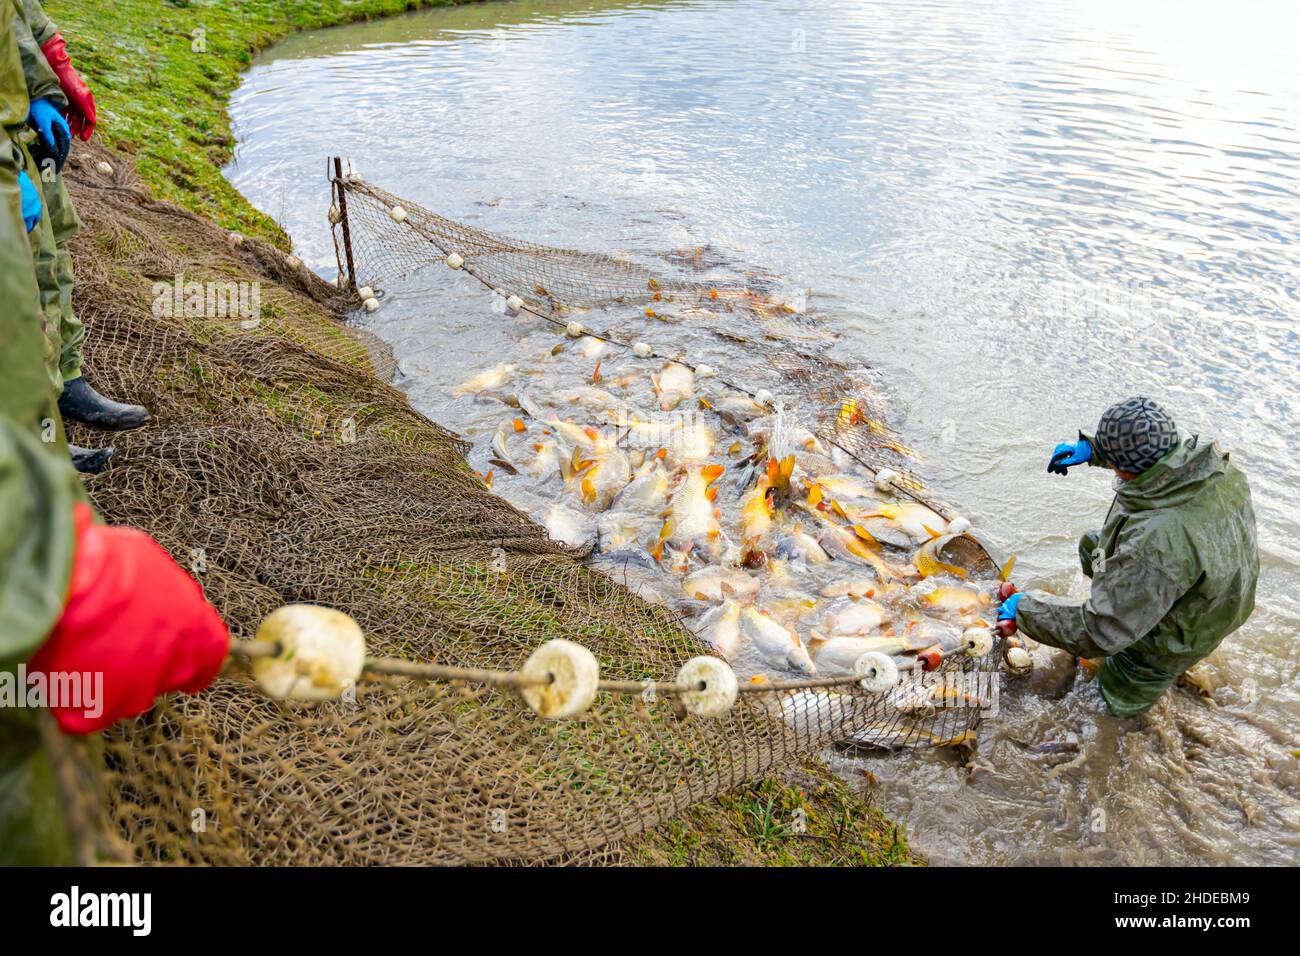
[1095,397,1178,474]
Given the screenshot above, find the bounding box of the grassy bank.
[49,0,916,865]
[47,0,464,246]
[629,761,913,866]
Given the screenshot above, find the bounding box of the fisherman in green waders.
[997,397,1259,717]
[1,6,229,864]
[14,0,148,475]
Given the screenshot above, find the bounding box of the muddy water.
[225,0,1300,864]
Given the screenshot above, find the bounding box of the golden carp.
[664,464,724,554]
[452,363,517,396]
[817,474,879,502]
[853,501,947,544]
[914,534,970,579]
[739,607,816,675]
[552,384,620,410]
[652,361,694,411]
[819,578,878,599]
[575,448,631,511]
[691,599,742,656]
[924,586,990,619]
[773,525,831,564]
[542,503,596,551]
[682,565,760,602]
[614,410,714,461]
[808,634,912,672]
[609,464,669,514]
[817,597,890,636]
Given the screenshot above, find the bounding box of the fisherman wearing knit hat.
[998,397,1259,717]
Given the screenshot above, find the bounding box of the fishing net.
[332,170,935,503]
[48,146,1003,867]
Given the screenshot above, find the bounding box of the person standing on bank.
[14,0,149,474]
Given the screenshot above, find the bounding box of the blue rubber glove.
[27,97,71,173]
[997,592,1023,621]
[17,170,42,232]
[1047,439,1091,475]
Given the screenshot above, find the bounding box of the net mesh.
[53,147,1001,866]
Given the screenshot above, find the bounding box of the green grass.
[626,761,916,866]
[47,0,467,247]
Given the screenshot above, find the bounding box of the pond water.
[226,0,1299,864]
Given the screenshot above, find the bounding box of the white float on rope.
[854,651,899,693]
[519,639,600,719]
[252,604,366,702]
[963,627,994,657]
[676,656,738,717]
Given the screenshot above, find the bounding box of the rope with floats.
[228,603,1000,720]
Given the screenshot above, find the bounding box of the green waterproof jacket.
[0,5,83,864]
[1017,432,1258,717]
[11,0,61,108]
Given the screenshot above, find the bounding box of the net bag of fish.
[51,154,1014,867]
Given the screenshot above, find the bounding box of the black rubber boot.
[58,376,150,430]
[69,444,115,474]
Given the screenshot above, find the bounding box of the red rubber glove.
[40,34,97,141]
[27,503,229,734]
[994,582,1019,636]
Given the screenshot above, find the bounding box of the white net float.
[285,255,302,271]
[328,204,342,225]
[229,232,245,247]
[1006,646,1032,672]
[252,604,366,702]
[753,388,774,407]
[389,205,408,223]
[676,656,738,718]
[854,651,899,693]
[632,341,652,357]
[874,468,899,492]
[963,627,994,657]
[356,285,374,300]
[519,639,599,719]
[362,297,380,313]
[446,252,464,269]
[95,160,114,176]
[695,364,716,379]
[947,515,971,535]
[506,294,524,312]
[565,321,585,337]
